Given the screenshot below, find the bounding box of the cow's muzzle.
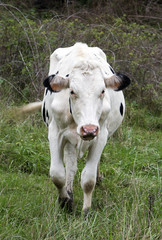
[80,125,99,141]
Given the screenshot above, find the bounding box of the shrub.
[0,3,161,112]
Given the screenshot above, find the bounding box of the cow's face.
[68,68,107,140]
[43,68,130,141]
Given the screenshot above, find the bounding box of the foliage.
[0,3,161,112]
[3,0,162,19]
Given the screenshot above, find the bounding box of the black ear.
[115,72,131,91]
[43,74,69,92]
[43,75,56,92]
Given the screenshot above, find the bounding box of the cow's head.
[44,67,130,141]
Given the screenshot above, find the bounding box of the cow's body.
[42,43,130,214]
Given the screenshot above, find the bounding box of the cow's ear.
[104,73,130,91]
[43,75,69,92]
[43,75,55,92]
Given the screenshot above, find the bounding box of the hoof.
[58,191,73,212]
[67,191,73,212]
[83,208,90,219]
[96,172,103,185]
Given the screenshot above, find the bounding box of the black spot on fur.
[69,98,72,114]
[66,74,69,77]
[43,102,46,123]
[45,88,48,95]
[46,110,49,120]
[110,67,115,74]
[120,103,124,116]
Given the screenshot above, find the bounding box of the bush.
[0,3,161,112]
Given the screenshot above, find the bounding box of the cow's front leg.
[81,132,107,216]
[48,123,69,206]
[81,156,98,216]
[64,142,77,211]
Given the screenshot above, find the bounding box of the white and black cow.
[41,42,130,215]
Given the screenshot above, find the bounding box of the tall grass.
[0,101,161,239]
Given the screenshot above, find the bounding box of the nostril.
[81,125,99,138]
[93,127,97,133]
[82,127,88,133]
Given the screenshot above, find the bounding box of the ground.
[0,103,161,239]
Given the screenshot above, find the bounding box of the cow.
[21,42,130,216]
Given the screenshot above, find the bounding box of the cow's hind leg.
[64,143,77,211]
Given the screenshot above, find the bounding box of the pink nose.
[80,125,99,141]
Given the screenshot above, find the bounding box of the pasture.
[0,102,161,239]
[0,1,161,239]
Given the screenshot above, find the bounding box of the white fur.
[43,43,126,213]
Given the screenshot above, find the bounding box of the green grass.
[0,103,161,240]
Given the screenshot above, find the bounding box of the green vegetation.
[0,101,161,239]
[0,2,161,111]
[0,1,161,239]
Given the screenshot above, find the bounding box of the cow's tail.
[19,101,42,114]
[12,101,43,120]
